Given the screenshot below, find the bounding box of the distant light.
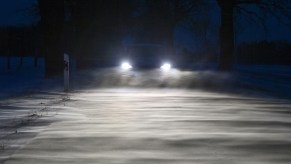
[121,62,132,70]
[160,63,171,71]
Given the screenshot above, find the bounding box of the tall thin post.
[64,53,69,92]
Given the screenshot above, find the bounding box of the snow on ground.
[2,88,291,164]
[0,91,69,163]
[1,57,291,163]
[71,67,234,90]
[70,64,291,99]
[234,64,291,98]
[0,56,63,99]
[0,56,66,162]
[1,56,290,99]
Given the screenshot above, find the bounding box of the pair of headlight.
[120,62,172,71]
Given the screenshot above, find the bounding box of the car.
[118,44,173,71]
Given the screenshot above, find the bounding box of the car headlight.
[160,63,171,71]
[121,62,132,70]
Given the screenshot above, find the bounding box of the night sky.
[0,0,289,43]
[0,0,38,26]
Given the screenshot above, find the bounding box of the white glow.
[121,62,132,70]
[160,63,171,71]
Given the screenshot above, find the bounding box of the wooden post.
[64,53,69,92]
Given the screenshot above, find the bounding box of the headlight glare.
[121,62,132,70]
[160,63,171,71]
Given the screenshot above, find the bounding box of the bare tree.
[134,0,208,56]
[217,0,291,70]
[65,0,135,69]
[38,0,65,77]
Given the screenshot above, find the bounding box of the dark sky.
[235,11,291,44]
[0,0,289,44]
[0,0,38,26]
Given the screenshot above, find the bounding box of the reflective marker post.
[64,53,69,92]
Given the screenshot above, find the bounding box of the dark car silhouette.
[119,44,173,70]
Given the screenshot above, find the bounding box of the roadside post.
[64,53,69,92]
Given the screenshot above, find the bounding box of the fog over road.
[2,87,291,164]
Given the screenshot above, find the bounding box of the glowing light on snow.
[160,63,171,71]
[121,62,132,70]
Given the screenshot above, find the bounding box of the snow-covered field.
[0,57,62,99]
[1,56,290,99]
[1,57,291,163]
[1,88,291,164]
[234,65,291,98]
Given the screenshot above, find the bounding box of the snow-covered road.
[1,88,291,164]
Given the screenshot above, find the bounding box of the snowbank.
[0,57,62,99]
[234,64,291,98]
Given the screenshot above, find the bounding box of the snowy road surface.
[1,88,291,164]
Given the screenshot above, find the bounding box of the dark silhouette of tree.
[38,0,64,77]
[36,0,212,70]
[135,0,207,55]
[217,0,291,70]
[35,0,290,73]
[237,41,291,65]
[0,26,40,69]
[65,0,135,69]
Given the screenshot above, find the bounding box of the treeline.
[37,0,210,76]
[64,0,135,68]
[237,41,291,65]
[62,0,201,68]
[36,0,138,75]
[0,26,41,57]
